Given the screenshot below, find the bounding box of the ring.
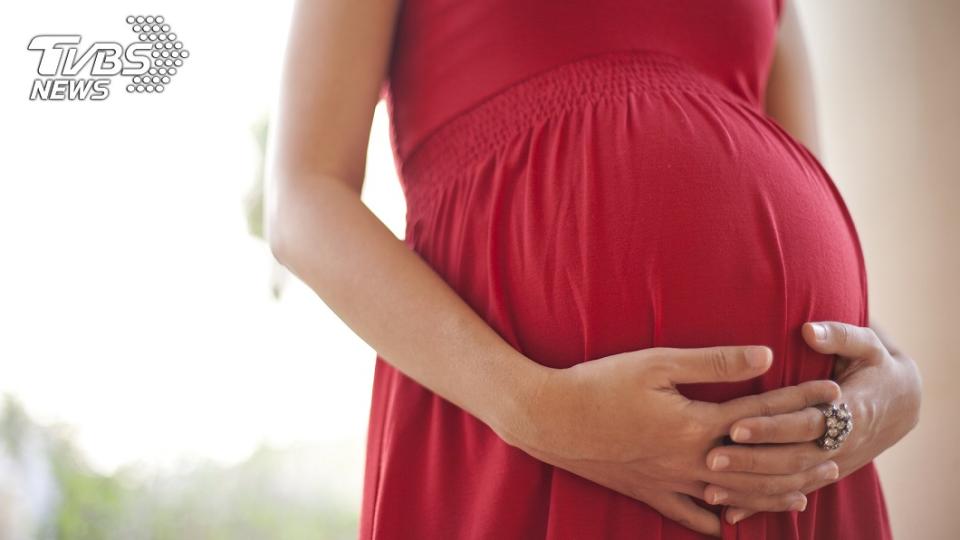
[815,402,853,451]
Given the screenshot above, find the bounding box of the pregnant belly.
[400,51,868,403]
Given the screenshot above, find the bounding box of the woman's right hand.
[501,345,841,537]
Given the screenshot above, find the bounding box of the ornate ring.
[815,402,853,451]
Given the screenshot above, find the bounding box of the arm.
[708,321,922,524]
[827,321,922,477]
[707,3,923,524]
[765,0,821,158]
[268,2,845,536]
[265,0,542,446]
[762,0,923,464]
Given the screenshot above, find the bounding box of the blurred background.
[0,1,956,539]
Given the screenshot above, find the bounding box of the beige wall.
[799,2,960,538]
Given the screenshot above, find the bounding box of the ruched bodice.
[383,0,783,165]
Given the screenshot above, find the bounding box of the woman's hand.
[503,345,842,537]
[702,321,922,525]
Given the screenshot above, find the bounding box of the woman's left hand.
[702,321,922,525]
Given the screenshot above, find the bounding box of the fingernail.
[745,347,769,368]
[826,463,839,480]
[790,498,807,512]
[811,323,826,342]
[731,427,751,442]
[711,488,728,504]
[727,509,745,524]
[711,454,730,471]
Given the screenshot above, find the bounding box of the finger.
[729,407,826,444]
[724,468,840,525]
[704,461,839,514]
[725,507,757,525]
[715,379,841,429]
[702,460,839,497]
[659,345,772,385]
[706,442,829,474]
[706,485,807,514]
[654,492,722,537]
[803,321,883,361]
[663,480,709,501]
[796,473,840,497]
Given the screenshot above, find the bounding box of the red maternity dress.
[361,0,891,538]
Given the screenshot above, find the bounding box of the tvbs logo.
[28,15,189,101]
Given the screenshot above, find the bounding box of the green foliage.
[51,451,128,540]
[245,115,269,242]
[1,395,359,539]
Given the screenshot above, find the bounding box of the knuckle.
[790,473,808,491]
[699,402,724,430]
[758,477,780,495]
[790,453,811,472]
[753,419,774,440]
[708,349,730,378]
[865,329,883,351]
[783,386,805,409]
[724,452,743,471]
[799,383,822,407]
[674,414,710,444]
[688,417,713,441]
[644,359,672,381]
[757,398,775,418]
[837,323,851,347]
[753,495,783,512]
[805,410,824,437]
[802,470,822,490]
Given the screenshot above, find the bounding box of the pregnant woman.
[267,0,922,538]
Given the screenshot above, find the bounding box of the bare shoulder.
[269,0,402,193]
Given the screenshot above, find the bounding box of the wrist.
[835,356,922,471]
[487,353,555,450]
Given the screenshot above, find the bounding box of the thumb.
[661,345,772,385]
[802,321,883,360]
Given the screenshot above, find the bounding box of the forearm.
[268,172,547,443]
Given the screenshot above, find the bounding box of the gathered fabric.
[361,1,891,539]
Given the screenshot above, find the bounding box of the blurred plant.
[244,114,290,300]
[245,116,269,242]
[0,394,359,540]
[0,395,59,540]
[51,439,130,540]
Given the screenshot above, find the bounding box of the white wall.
[800,2,960,538]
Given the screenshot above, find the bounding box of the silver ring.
[815,402,853,451]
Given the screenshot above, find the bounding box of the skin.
[765,0,821,156]
[718,2,924,526]
[267,0,922,537]
[706,322,922,525]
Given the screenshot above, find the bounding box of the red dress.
[362,0,892,538]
